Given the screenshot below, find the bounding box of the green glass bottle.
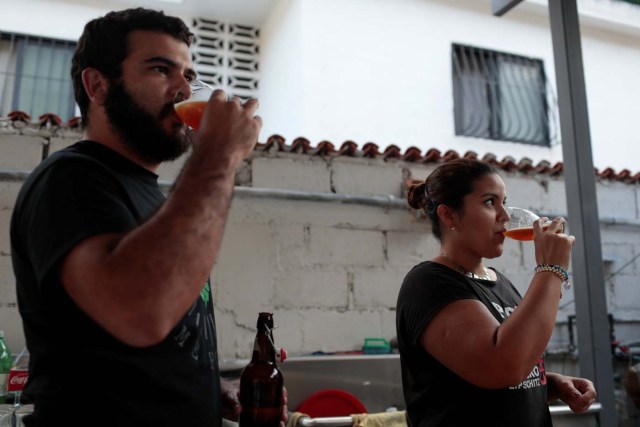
[0,331,12,404]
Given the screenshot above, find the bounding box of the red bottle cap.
[277,348,287,363]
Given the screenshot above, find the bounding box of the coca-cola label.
[7,369,28,392]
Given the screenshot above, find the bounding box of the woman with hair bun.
[396,158,596,426]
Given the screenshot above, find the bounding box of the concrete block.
[0,266,21,351]
[602,243,637,276]
[380,309,398,342]
[612,275,640,313]
[0,134,45,170]
[299,309,383,353]
[274,268,348,309]
[270,224,307,270]
[216,307,302,360]
[405,163,438,183]
[271,309,304,359]
[0,209,11,253]
[0,181,21,209]
[47,136,76,155]
[602,228,640,247]
[612,323,640,347]
[331,158,403,197]
[229,195,415,232]
[308,226,384,267]
[538,178,567,214]
[213,223,277,326]
[386,230,437,267]
[214,307,255,360]
[252,157,331,192]
[0,303,23,354]
[501,174,544,211]
[352,267,404,309]
[0,255,15,284]
[597,181,637,221]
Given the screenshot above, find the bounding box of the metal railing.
[292,403,603,426]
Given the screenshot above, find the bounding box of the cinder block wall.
[1,129,640,362]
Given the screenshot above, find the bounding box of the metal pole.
[548,1,617,425]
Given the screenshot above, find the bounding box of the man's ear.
[436,204,456,230]
[81,68,109,105]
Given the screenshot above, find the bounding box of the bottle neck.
[251,327,277,363]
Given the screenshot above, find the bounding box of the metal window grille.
[0,31,77,119]
[452,43,559,146]
[191,17,260,101]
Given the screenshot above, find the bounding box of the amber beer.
[504,226,535,241]
[239,313,283,427]
[174,100,207,130]
[504,222,564,241]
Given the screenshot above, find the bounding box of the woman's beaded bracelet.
[535,264,570,292]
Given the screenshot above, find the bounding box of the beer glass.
[503,207,565,241]
[174,80,214,130]
[0,406,12,427]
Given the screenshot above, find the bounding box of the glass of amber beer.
[174,80,214,130]
[503,207,565,241]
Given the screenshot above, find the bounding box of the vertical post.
[548,1,617,425]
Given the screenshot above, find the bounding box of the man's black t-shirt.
[10,141,222,426]
[396,261,552,427]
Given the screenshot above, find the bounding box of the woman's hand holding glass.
[503,207,565,241]
[503,207,574,269]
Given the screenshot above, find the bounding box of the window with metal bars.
[452,44,553,146]
[0,31,77,120]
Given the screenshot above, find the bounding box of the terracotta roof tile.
[0,111,637,182]
[402,146,422,162]
[516,158,535,173]
[462,151,479,160]
[68,116,82,129]
[617,169,632,180]
[290,137,311,154]
[38,113,62,127]
[480,153,499,166]
[442,150,460,161]
[361,143,380,158]
[534,160,552,174]
[8,111,31,123]
[497,156,518,171]
[338,141,358,157]
[599,167,617,179]
[383,144,402,159]
[549,162,564,176]
[261,134,286,153]
[423,148,442,162]
[314,140,335,156]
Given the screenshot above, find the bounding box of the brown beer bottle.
[239,312,284,427]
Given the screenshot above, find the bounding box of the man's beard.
[103,80,190,164]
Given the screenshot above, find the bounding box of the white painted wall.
[1,0,639,172]
[258,0,640,172]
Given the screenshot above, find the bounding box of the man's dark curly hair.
[71,8,194,125]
